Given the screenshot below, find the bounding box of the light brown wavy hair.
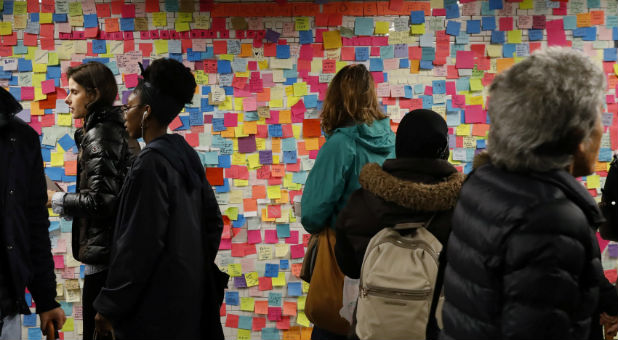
[320,64,387,135]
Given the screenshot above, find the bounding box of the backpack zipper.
[360,285,432,300]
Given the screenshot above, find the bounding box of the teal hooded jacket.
[300,118,395,234]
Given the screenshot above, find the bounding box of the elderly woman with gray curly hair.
[441,47,618,340]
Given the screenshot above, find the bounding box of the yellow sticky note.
[410,24,425,35]
[33,63,47,73]
[232,153,246,166]
[295,17,310,31]
[219,54,234,61]
[218,97,233,111]
[267,185,282,200]
[34,87,46,101]
[14,1,28,15]
[228,263,242,277]
[245,272,259,287]
[62,317,75,332]
[240,297,255,312]
[375,21,390,35]
[50,152,64,167]
[322,30,342,50]
[335,61,347,73]
[237,329,251,340]
[302,281,310,293]
[177,12,193,22]
[234,179,249,187]
[225,207,239,220]
[275,243,289,257]
[48,53,59,66]
[613,64,618,76]
[297,312,311,327]
[247,154,261,169]
[469,78,483,92]
[587,174,601,189]
[175,21,190,32]
[507,30,522,44]
[456,124,472,136]
[68,2,82,16]
[519,0,534,9]
[272,272,286,286]
[486,45,502,58]
[154,40,169,55]
[297,296,306,310]
[0,22,12,36]
[466,95,484,106]
[293,82,308,97]
[269,99,283,108]
[153,12,167,27]
[40,13,53,24]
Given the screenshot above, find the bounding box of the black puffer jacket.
[442,154,616,340]
[65,107,135,265]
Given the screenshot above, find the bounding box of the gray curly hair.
[487,47,606,172]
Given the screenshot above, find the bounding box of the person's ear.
[87,88,100,103]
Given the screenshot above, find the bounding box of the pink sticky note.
[267,205,281,218]
[464,105,486,123]
[168,116,183,131]
[243,97,257,112]
[247,230,262,244]
[285,230,299,245]
[291,101,306,123]
[223,113,238,127]
[53,255,64,269]
[267,307,282,321]
[290,244,305,259]
[264,230,278,244]
[597,231,610,253]
[41,79,56,94]
[452,95,466,108]
[546,19,568,47]
[125,74,139,88]
[219,238,232,250]
[455,51,475,69]
[21,87,35,100]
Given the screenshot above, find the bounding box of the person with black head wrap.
[334,109,465,340]
[93,58,226,340]
[0,87,66,339]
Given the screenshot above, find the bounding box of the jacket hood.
[146,134,205,192]
[331,118,394,155]
[472,151,605,227]
[359,160,465,212]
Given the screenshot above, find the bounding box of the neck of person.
[143,125,167,144]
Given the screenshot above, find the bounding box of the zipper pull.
[360,287,368,298]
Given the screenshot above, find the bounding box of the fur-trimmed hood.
[358,160,465,212]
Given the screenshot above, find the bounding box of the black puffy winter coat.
[65,107,135,265]
[94,134,225,340]
[442,154,616,340]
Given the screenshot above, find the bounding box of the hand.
[95,313,114,338]
[39,307,66,336]
[46,190,55,208]
[600,312,618,339]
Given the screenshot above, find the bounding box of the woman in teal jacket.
[300,64,395,339]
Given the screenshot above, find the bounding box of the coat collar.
[83,106,123,132]
[359,159,465,212]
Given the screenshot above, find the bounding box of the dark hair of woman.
[66,61,118,111]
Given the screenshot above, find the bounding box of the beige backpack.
[355,217,443,340]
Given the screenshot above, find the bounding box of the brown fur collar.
[359,163,465,212]
[473,150,491,169]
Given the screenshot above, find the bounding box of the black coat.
[0,117,59,314]
[442,155,617,340]
[93,134,225,340]
[334,158,464,339]
[65,107,135,265]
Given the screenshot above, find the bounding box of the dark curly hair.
[135,58,197,127]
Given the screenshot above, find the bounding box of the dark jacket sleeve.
[501,202,597,339]
[335,201,362,279]
[93,156,168,321]
[202,179,223,262]
[25,129,59,313]
[63,128,125,218]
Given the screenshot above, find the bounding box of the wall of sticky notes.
[2,0,618,339]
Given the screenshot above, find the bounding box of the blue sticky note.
[268,124,283,137]
[279,259,289,270]
[276,224,290,238]
[421,95,433,109]
[238,316,252,330]
[28,328,42,340]
[421,47,435,61]
[276,45,290,59]
[48,221,59,232]
[232,215,246,228]
[204,152,219,165]
[355,17,374,36]
[299,30,313,44]
[292,171,308,185]
[445,3,460,19]
[432,80,446,94]
[282,138,296,151]
[456,78,470,91]
[588,0,600,8]
[489,0,503,10]
[59,219,72,233]
[399,59,409,68]
[217,60,232,73]
[47,66,61,79]
[218,154,231,168]
[477,139,486,149]
[265,264,279,278]
[262,328,280,340]
[288,282,302,297]
[268,292,282,306]
[528,29,543,41]
[419,60,433,70]
[614,27,618,41]
[23,314,37,327]
[18,58,32,72]
[92,40,107,54]
[482,17,496,31]
[563,16,577,30]
[283,151,297,164]
[225,291,240,305]
[380,45,394,59]
[174,116,190,131]
[355,47,369,61]
[120,18,135,31]
[189,110,204,126]
[605,48,617,61]
[84,14,98,28]
[304,94,318,108]
[446,21,461,36]
[212,118,225,132]
[53,13,68,23]
[410,10,425,24]
[404,85,413,98]
[58,134,76,151]
[582,27,597,41]
[467,20,481,34]
[491,30,505,44]
[599,148,613,162]
[215,178,230,193]
[369,58,384,71]
[59,301,73,316]
[9,87,20,101]
[503,44,516,58]
[165,0,179,11]
[44,167,64,181]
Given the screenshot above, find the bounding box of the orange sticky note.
[302,119,322,137]
[496,58,515,74]
[205,167,224,186]
[283,301,297,316]
[576,13,591,27]
[255,301,269,314]
[105,18,120,32]
[252,185,266,199]
[243,198,257,212]
[322,30,342,50]
[64,160,77,176]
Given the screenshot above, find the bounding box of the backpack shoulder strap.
[391,213,437,231]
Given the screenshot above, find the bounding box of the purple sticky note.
[265,29,280,43]
[259,151,273,164]
[234,276,247,288]
[238,135,257,153]
[609,244,618,258]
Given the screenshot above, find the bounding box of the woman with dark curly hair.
[93,58,225,340]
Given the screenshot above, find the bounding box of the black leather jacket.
[64,106,136,265]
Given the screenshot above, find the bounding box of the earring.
[141,112,147,139]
